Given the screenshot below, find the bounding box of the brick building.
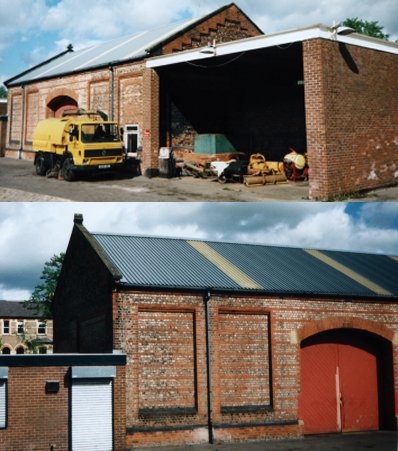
[0,301,53,354]
[4,3,261,175]
[52,214,398,447]
[0,353,126,451]
[4,3,398,199]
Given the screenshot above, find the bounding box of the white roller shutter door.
[0,380,6,428]
[72,379,113,451]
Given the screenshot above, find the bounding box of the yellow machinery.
[32,109,125,181]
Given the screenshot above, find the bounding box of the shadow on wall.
[339,43,359,74]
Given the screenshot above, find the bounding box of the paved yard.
[1,157,397,202]
[137,431,398,451]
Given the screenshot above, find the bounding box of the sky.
[0,202,398,301]
[1,0,398,87]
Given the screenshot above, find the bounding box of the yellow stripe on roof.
[187,241,263,289]
[305,249,391,296]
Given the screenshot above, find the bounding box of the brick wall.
[53,226,114,353]
[114,290,398,447]
[304,39,398,199]
[0,366,68,451]
[161,4,261,55]
[0,362,126,451]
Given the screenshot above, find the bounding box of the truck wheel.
[62,158,76,182]
[35,154,47,176]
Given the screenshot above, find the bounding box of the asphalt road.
[138,431,398,451]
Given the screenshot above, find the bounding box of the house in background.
[0,301,53,354]
[52,214,398,447]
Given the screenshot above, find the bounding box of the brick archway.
[46,89,79,118]
[297,316,394,344]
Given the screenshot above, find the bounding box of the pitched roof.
[6,3,262,87]
[0,301,44,319]
[87,232,398,299]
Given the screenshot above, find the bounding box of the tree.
[343,18,389,40]
[0,86,7,99]
[24,252,65,318]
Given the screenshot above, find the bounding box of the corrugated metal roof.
[90,234,398,298]
[92,234,241,289]
[7,17,199,86]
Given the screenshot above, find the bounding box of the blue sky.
[0,202,398,300]
[1,0,398,87]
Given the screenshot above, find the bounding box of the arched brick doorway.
[299,329,395,434]
[47,95,78,118]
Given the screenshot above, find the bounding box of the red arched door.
[298,329,392,434]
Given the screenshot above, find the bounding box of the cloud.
[1,202,397,300]
[1,0,397,67]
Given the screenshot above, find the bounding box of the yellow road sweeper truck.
[32,109,125,181]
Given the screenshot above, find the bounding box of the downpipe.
[204,290,214,444]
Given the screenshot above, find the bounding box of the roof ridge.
[90,232,392,256]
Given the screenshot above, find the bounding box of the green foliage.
[0,86,7,98]
[343,18,389,40]
[24,252,65,318]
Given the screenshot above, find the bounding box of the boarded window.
[138,310,196,413]
[218,310,271,411]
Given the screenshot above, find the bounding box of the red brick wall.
[161,4,262,54]
[0,364,126,451]
[0,366,68,451]
[304,38,398,199]
[114,290,398,446]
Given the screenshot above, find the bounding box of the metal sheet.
[305,249,391,296]
[187,240,262,289]
[90,234,398,298]
[92,234,241,289]
[8,17,199,86]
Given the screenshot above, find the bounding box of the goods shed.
[4,2,398,199]
[148,25,398,199]
[52,214,398,447]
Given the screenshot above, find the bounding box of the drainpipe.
[19,84,26,159]
[204,290,214,444]
[109,65,115,121]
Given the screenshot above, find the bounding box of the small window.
[2,321,10,335]
[17,321,24,335]
[39,346,47,354]
[15,347,25,355]
[38,322,46,335]
[1,348,10,355]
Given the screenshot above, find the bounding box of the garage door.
[299,341,379,434]
[71,366,115,451]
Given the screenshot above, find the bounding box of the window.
[15,347,24,355]
[2,320,10,335]
[39,347,47,354]
[1,348,10,355]
[38,322,46,335]
[17,321,24,335]
[81,124,119,143]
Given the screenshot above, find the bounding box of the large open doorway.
[299,328,395,434]
[157,42,306,162]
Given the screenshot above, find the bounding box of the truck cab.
[33,109,125,181]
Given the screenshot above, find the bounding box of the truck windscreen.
[81,124,120,143]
